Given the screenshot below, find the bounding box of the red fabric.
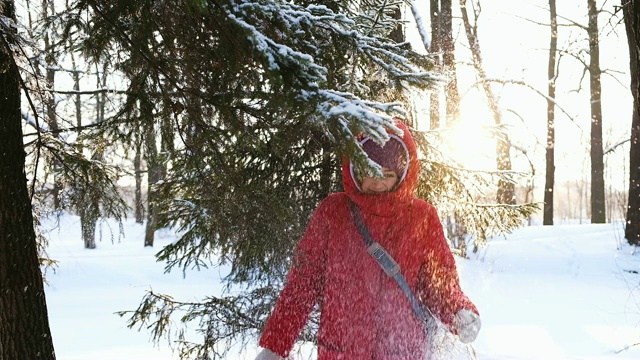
[259,119,478,359]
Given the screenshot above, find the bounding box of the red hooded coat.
[259,120,478,359]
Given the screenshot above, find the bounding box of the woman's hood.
[341,119,419,216]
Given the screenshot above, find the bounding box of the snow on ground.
[42,214,640,359]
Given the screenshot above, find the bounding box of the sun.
[441,122,497,170]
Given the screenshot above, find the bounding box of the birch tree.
[459,0,516,204]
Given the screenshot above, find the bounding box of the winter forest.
[1,0,640,359]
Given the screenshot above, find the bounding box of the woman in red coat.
[256,119,480,360]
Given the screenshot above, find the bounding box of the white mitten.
[453,309,481,343]
[254,348,283,360]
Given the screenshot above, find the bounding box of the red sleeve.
[417,204,478,333]
[258,200,329,357]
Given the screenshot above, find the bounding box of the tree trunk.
[544,0,558,225]
[441,0,460,125]
[42,0,62,210]
[428,0,458,129]
[460,0,515,204]
[623,0,640,245]
[0,2,56,357]
[429,0,441,129]
[134,134,144,224]
[587,0,606,223]
[144,119,159,247]
[80,208,97,249]
[80,68,107,249]
[389,4,404,43]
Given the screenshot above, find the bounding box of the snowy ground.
[42,214,640,359]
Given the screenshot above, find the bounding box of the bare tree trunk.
[80,150,105,249]
[44,48,62,209]
[460,0,515,204]
[582,171,588,223]
[434,0,468,253]
[433,0,462,254]
[144,109,159,247]
[441,0,460,125]
[134,133,144,224]
[0,2,56,357]
[429,0,458,129]
[544,0,558,225]
[587,0,606,223]
[389,4,404,43]
[80,204,97,249]
[69,52,99,249]
[35,0,63,210]
[46,69,62,209]
[80,65,106,249]
[623,0,640,245]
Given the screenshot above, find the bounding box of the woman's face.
[360,167,399,194]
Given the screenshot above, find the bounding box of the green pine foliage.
[29,133,129,237]
[66,0,439,278]
[413,130,539,254]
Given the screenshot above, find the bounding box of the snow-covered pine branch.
[222,0,439,147]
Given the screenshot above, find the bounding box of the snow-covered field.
[42,214,640,359]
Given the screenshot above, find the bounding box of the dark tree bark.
[389,5,404,43]
[134,134,145,224]
[544,0,558,225]
[0,2,56,358]
[623,0,640,245]
[441,0,460,125]
[144,113,159,248]
[587,0,606,223]
[429,0,459,129]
